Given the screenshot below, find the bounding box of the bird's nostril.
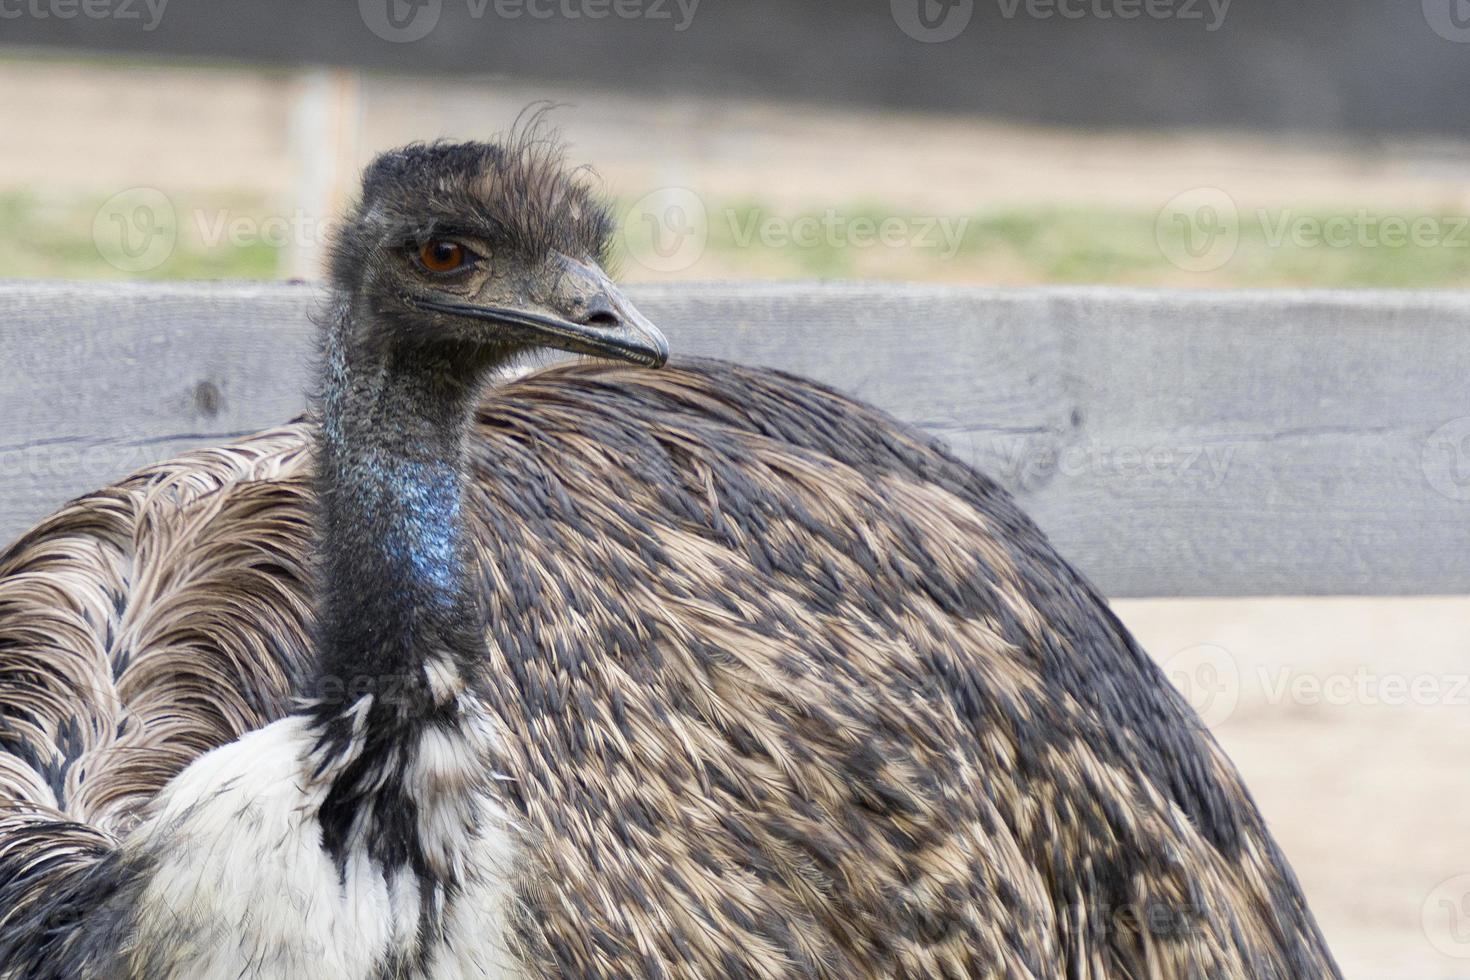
[582,310,621,329]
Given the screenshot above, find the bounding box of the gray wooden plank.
[0,279,322,540]
[3,279,1468,598]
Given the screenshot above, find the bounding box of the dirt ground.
[3,53,1469,977]
[1120,597,1470,978]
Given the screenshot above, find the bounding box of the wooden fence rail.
[3,280,1468,598]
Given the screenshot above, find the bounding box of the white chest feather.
[124,706,525,979]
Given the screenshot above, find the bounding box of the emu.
[0,134,1339,978]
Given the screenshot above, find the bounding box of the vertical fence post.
[286,68,363,280]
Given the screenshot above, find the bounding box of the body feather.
[0,358,1338,978]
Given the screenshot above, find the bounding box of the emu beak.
[413,258,669,368]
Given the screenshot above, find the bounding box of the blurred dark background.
[6,0,1470,136]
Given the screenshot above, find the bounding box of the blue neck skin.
[358,454,464,601]
[310,331,489,719]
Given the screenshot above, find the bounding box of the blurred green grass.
[5,189,1469,289]
[0,190,282,281]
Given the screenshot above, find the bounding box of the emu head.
[328,136,667,371]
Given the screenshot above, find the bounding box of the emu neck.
[311,330,488,727]
[303,309,507,906]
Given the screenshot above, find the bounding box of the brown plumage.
[0,131,1339,978]
[0,360,1337,977]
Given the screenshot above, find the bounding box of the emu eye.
[418,240,470,274]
